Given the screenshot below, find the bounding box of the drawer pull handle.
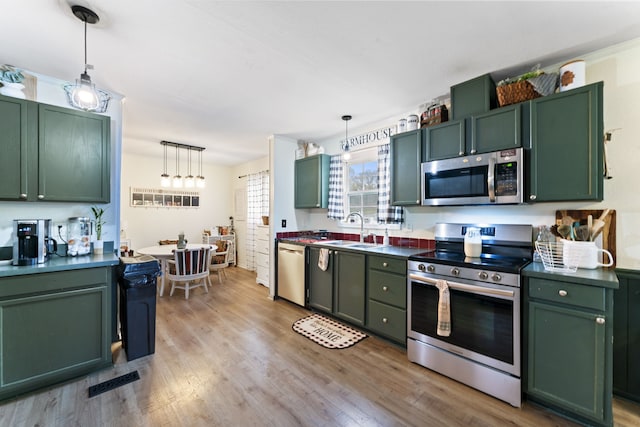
[558,290,568,297]
[596,317,605,325]
[382,318,388,323]
[20,193,27,199]
[382,286,388,292]
[382,262,388,267]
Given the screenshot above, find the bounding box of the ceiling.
[3,1,640,165]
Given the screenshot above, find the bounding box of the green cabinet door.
[307,246,333,313]
[613,270,640,402]
[334,250,365,326]
[527,300,606,422]
[423,119,465,160]
[0,95,36,201]
[390,129,422,205]
[294,154,330,208]
[527,82,603,202]
[0,268,112,401]
[38,104,111,202]
[472,104,522,154]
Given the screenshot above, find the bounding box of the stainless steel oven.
[407,223,532,408]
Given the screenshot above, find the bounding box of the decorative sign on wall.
[341,126,395,152]
[130,187,200,208]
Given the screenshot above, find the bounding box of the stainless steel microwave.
[421,148,523,206]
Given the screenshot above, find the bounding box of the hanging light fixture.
[196,148,206,188]
[160,142,170,187]
[63,5,111,113]
[184,147,195,188]
[342,115,352,161]
[172,145,183,188]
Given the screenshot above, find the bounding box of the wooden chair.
[166,247,211,299]
[210,240,232,283]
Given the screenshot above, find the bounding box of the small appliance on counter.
[12,219,52,266]
[67,217,92,256]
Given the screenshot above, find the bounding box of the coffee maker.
[12,219,52,266]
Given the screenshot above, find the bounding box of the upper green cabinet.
[390,129,422,206]
[422,119,465,160]
[0,94,111,203]
[527,82,603,203]
[294,154,329,208]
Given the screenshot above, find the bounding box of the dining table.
[136,243,212,296]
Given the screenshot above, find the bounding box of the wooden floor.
[1,267,639,426]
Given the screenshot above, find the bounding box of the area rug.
[292,313,368,349]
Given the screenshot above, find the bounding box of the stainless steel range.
[407,223,533,407]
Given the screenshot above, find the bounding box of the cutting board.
[555,209,616,268]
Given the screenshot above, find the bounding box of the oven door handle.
[409,273,515,298]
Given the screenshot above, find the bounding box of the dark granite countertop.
[0,253,120,278]
[523,262,619,289]
[278,238,427,259]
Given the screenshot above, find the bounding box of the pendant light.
[196,149,206,188]
[172,145,183,188]
[63,5,111,113]
[160,142,170,187]
[342,115,352,161]
[184,147,195,188]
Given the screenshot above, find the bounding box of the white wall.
[0,70,123,250]
[271,38,640,270]
[119,151,233,249]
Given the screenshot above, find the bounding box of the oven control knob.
[451,267,460,276]
[492,273,502,282]
[479,271,489,280]
[418,264,426,272]
[427,265,435,273]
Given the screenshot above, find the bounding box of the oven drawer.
[367,270,406,308]
[368,255,406,275]
[367,300,406,343]
[528,278,605,311]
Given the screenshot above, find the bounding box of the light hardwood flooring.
[1,266,639,426]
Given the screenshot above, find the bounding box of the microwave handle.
[488,156,496,202]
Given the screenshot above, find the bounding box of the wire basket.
[535,240,581,273]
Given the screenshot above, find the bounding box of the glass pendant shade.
[69,72,99,110]
[172,145,183,188]
[160,174,171,187]
[196,175,206,188]
[160,141,205,189]
[184,148,195,188]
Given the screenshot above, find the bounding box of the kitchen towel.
[318,248,330,271]
[435,280,451,337]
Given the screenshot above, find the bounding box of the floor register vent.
[88,370,140,398]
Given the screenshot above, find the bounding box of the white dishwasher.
[277,242,306,306]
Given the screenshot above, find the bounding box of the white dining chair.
[166,247,211,299]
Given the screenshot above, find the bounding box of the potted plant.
[91,206,106,254]
[0,65,26,99]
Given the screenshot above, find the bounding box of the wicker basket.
[496,80,541,107]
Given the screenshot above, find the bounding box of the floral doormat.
[292,313,368,349]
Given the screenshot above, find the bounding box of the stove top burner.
[409,250,531,274]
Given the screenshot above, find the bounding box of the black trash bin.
[117,256,161,361]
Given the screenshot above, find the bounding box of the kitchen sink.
[346,243,378,249]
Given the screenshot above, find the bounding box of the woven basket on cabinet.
[496,80,541,107]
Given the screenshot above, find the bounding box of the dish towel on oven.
[318,248,330,271]
[435,279,451,336]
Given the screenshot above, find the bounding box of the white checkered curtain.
[327,154,345,220]
[246,171,269,272]
[377,144,404,223]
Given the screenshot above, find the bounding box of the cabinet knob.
[382,318,388,324]
[382,286,388,292]
[382,262,388,267]
[37,194,45,199]
[458,151,464,156]
[558,290,568,297]
[529,194,537,200]
[470,149,477,154]
[20,193,27,199]
[596,317,605,325]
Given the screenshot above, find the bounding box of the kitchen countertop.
[279,238,428,259]
[523,262,619,289]
[0,253,120,278]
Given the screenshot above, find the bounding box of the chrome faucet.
[346,212,364,243]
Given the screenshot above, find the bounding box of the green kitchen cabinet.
[0,267,112,401]
[307,246,333,313]
[524,270,616,427]
[422,119,466,160]
[526,82,603,203]
[307,246,365,326]
[294,154,330,208]
[450,73,497,120]
[366,255,407,344]
[0,94,111,203]
[612,269,640,403]
[390,129,422,205]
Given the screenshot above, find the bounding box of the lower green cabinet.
[334,251,366,326]
[524,271,616,427]
[365,255,406,343]
[307,246,333,313]
[613,269,640,403]
[0,268,112,401]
